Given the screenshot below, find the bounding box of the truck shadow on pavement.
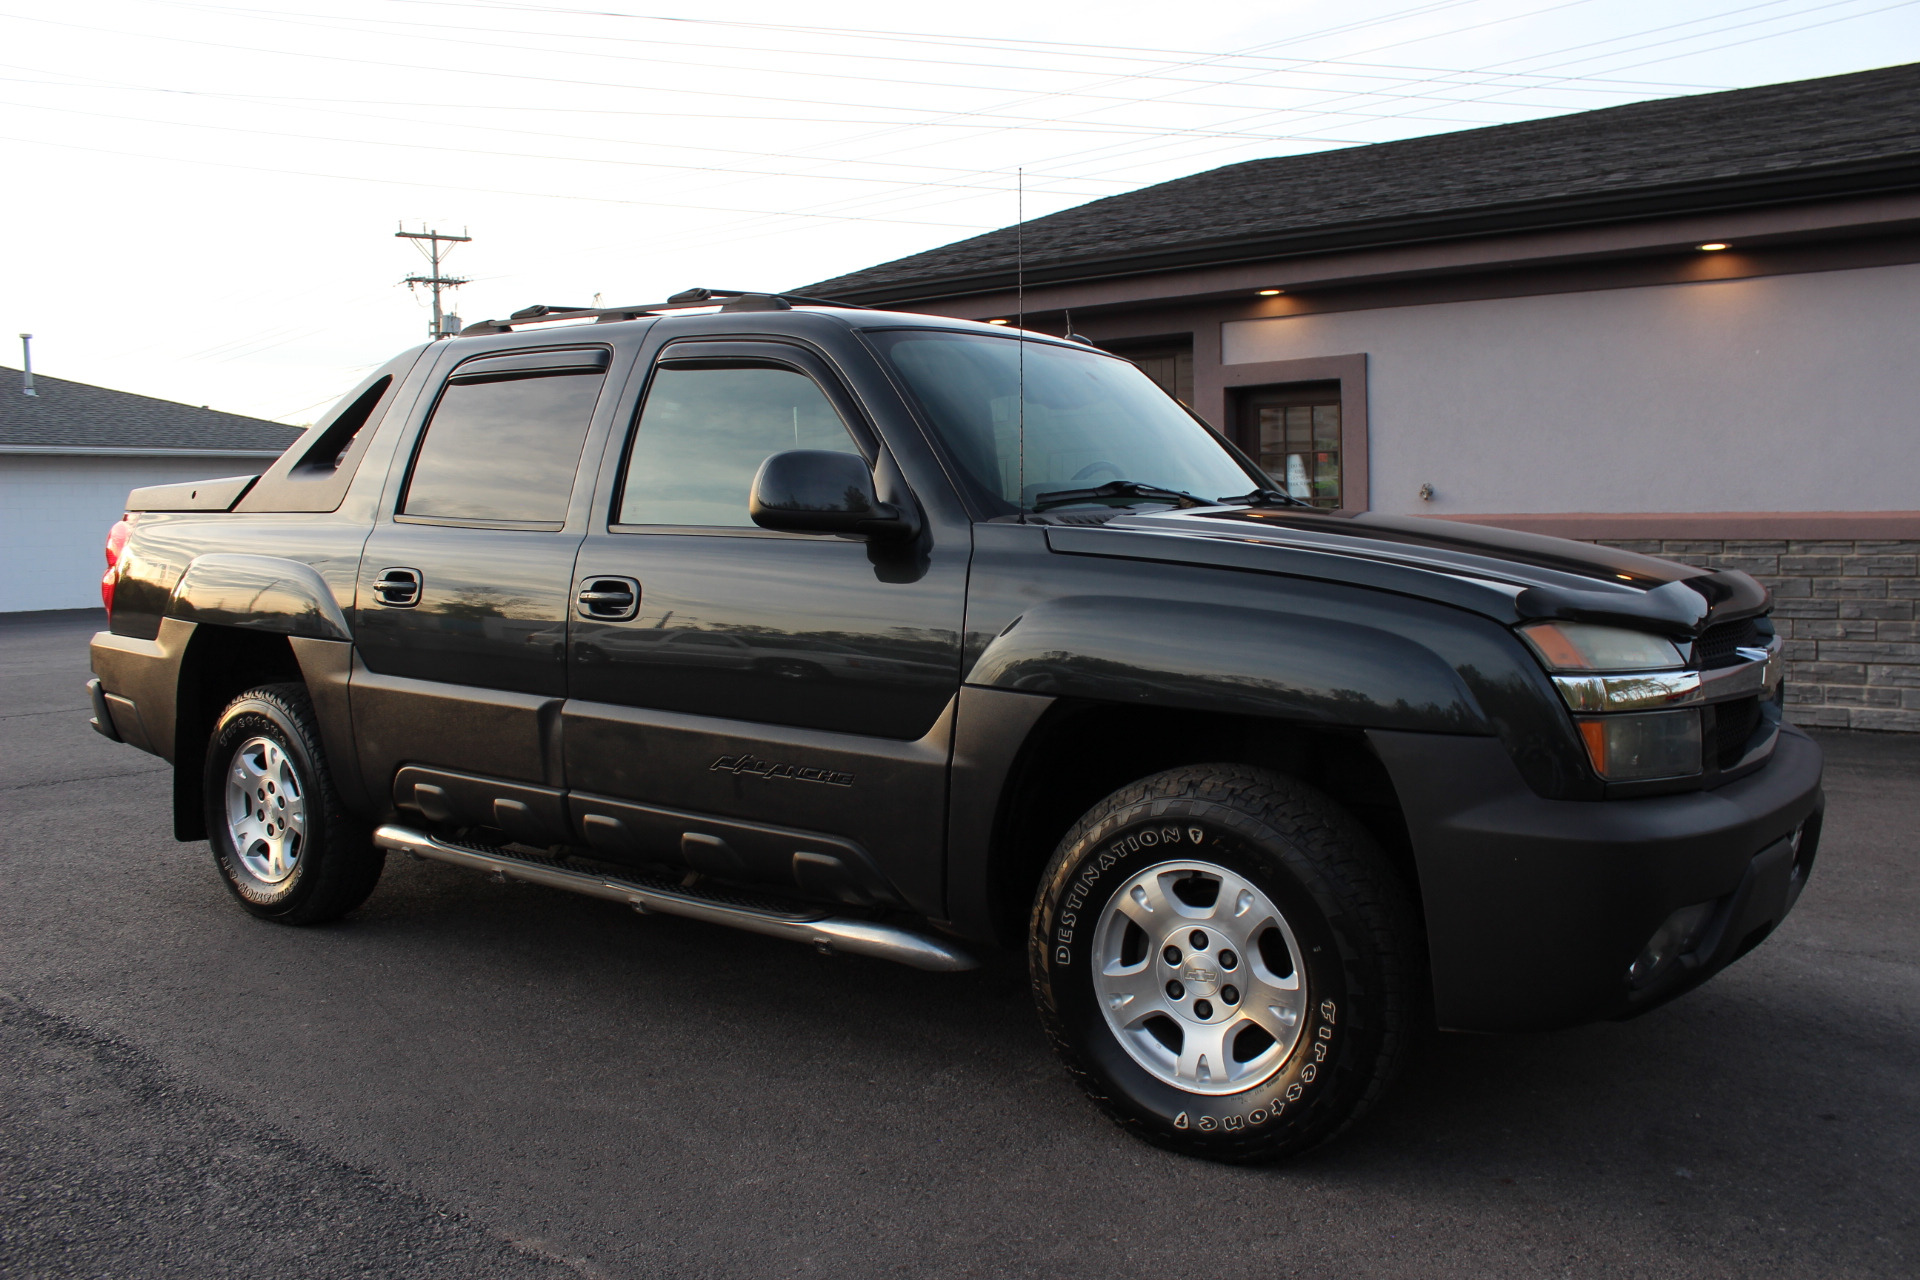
[321,849,1911,1264]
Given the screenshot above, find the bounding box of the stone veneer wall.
[1597,538,1920,732]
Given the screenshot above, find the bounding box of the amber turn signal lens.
[1577,719,1609,772]
[1519,621,1686,672]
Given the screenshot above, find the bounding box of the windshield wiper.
[1031,480,1211,513]
[1218,486,1313,509]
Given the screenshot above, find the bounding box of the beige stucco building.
[807,63,1920,731]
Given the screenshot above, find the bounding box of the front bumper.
[1368,725,1824,1032]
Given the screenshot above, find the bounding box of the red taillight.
[102,517,131,613]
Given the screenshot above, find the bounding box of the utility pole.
[396,224,471,340]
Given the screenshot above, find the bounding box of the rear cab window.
[401,347,611,526]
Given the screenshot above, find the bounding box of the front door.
[563,339,968,913]
[352,344,613,837]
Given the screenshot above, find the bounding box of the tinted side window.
[618,363,861,527]
[403,370,605,523]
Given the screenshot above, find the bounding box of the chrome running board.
[373,824,978,972]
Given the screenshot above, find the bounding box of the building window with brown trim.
[1238,382,1341,508]
[1101,337,1194,406]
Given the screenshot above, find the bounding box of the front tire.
[203,683,383,924]
[1031,764,1418,1163]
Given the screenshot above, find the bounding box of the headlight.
[1520,621,1686,672]
[1574,709,1702,781]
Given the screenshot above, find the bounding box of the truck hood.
[1044,507,1768,638]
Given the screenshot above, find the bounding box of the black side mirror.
[749,450,917,540]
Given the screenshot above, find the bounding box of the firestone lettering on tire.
[1169,1099,1291,1134]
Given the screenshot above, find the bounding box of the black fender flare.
[166,554,352,642]
[966,595,1490,734]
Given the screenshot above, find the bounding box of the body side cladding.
[349,666,558,794]
[567,790,905,908]
[944,686,1059,944]
[394,764,569,842]
[561,694,955,917]
[288,636,370,815]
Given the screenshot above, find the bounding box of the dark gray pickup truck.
[88,291,1822,1162]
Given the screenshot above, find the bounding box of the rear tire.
[1030,764,1418,1163]
[203,683,383,924]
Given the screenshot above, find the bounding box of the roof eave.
[820,155,1920,308]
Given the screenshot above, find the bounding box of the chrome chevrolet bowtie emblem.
[1184,963,1218,984]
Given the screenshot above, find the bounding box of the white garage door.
[0,453,275,612]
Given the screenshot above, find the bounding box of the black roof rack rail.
[460,289,870,336]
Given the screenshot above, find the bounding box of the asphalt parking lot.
[3,608,1915,1279]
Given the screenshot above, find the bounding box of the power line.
[0,132,996,228]
[0,67,1364,143]
[610,0,1648,224]
[754,0,1910,228]
[160,0,1725,96]
[0,96,1123,197]
[364,0,1720,87]
[0,2,1770,228]
[3,9,1664,127]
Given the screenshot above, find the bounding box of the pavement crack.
[0,766,169,792]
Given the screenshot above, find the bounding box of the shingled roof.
[803,61,1920,306]
[0,367,301,454]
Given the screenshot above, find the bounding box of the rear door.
[352,342,625,840]
[563,335,969,913]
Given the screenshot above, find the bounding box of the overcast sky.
[3,0,1915,424]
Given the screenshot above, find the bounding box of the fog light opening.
[1628,900,1719,989]
[1575,709,1702,782]
[1785,815,1821,907]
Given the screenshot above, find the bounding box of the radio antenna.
[1016,166,1026,523]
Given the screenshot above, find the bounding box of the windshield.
[868,329,1263,516]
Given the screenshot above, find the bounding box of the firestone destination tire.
[203,683,384,925]
[1030,765,1418,1163]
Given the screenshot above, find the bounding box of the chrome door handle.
[374,567,421,607]
[576,576,640,621]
